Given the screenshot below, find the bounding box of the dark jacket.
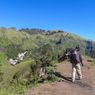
[69,49,83,65]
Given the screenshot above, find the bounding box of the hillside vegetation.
[0,27,95,95]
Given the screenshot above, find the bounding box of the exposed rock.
[9,51,27,65]
[9,58,18,65]
[17,51,27,61]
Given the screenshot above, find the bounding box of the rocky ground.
[26,57,95,95]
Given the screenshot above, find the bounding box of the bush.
[47,66,58,82]
[0,53,8,66]
[5,44,23,59]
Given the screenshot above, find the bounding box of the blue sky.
[0,0,95,40]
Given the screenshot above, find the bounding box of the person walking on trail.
[69,46,84,83]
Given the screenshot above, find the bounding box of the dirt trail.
[26,58,95,95]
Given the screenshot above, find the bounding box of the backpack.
[69,49,80,64]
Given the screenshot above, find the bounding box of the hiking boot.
[78,76,82,80]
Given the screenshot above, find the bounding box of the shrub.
[47,65,58,82]
[5,44,23,59]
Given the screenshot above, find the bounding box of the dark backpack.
[69,49,80,64]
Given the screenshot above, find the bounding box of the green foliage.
[29,62,41,85]
[0,59,35,95]
[0,53,8,66]
[5,44,23,59]
[29,43,58,83]
[0,83,26,95]
[47,66,58,82]
[31,43,54,65]
[2,59,33,84]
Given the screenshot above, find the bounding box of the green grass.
[0,59,35,95]
[0,83,26,95]
[2,59,34,84]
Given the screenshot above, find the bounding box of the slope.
[26,57,95,95]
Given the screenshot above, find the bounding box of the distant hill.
[0,27,95,58]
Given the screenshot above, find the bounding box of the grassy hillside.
[0,27,95,95]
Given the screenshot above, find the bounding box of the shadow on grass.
[39,72,72,83]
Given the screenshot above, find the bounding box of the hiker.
[69,46,84,82]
